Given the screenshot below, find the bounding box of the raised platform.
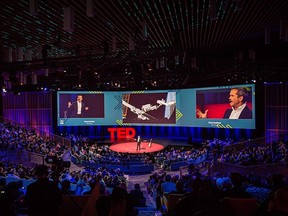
[109,141,165,154]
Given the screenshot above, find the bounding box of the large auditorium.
[1,1,288,216]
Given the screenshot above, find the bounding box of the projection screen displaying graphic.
[122,92,176,124]
[57,84,255,129]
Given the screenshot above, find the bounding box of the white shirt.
[77,101,82,114]
[229,103,247,119]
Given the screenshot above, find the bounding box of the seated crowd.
[0,121,67,159]
[216,142,288,166]
[145,165,288,216]
[0,121,288,215]
[70,135,208,171]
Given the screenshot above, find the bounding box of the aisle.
[126,168,180,216]
[126,172,156,208]
[67,156,180,215]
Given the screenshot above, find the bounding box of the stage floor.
[109,141,165,154]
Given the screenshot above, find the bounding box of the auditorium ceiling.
[1,0,288,91]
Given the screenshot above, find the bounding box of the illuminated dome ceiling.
[1,0,288,91]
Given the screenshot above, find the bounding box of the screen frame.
[56,84,256,129]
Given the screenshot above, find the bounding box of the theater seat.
[222,197,258,216]
[268,188,288,214]
[162,193,185,215]
[59,195,90,216]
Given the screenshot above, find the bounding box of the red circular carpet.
[109,141,164,154]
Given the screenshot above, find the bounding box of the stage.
[109,140,165,154]
[108,138,196,154]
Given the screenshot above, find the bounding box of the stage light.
[16,47,24,61]
[234,0,243,11]
[29,0,38,15]
[112,35,117,52]
[32,73,37,85]
[280,20,285,40]
[25,48,33,61]
[87,0,94,17]
[2,85,7,93]
[160,57,165,68]
[191,58,197,69]
[248,49,255,62]
[210,0,217,21]
[63,7,74,32]
[175,55,179,65]
[128,37,135,51]
[142,22,148,40]
[3,47,12,63]
[155,59,159,69]
[44,69,49,76]
[265,27,270,45]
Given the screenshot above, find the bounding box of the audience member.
[0,181,23,216]
[160,174,176,195]
[267,188,288,215]
[222,172,251,198]
[129,183,146,207]
[24,164,63,216]
[60,179,73,195]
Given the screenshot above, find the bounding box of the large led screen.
[57,84,255,129]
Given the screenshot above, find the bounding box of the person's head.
[273,188,288,213]
[77,95,83,102]
[0,178,6,188]
[216,177,232,190]
[111,186,127,204]
[164,174,172,182]
[175,180,184,192]
[269,174,284,189]
[34,164,49,178]
[61,179,71,192]
[228,87,249,109]
[229,172,244,188]
[134,183,141,190]
[4,181,21,199]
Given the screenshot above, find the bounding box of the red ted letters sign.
[108,127,136,139]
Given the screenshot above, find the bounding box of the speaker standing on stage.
[136,135,142,151]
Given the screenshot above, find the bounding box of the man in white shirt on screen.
[67,95,89,117]
[223,87,252,119]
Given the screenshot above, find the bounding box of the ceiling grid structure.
[0,0,288,91]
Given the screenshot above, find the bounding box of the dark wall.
[265,83,288,142]
[1,92,52,133]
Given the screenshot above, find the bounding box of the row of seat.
[162,193,259,216]
[78,160,154,174]
[168,153,208,171]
